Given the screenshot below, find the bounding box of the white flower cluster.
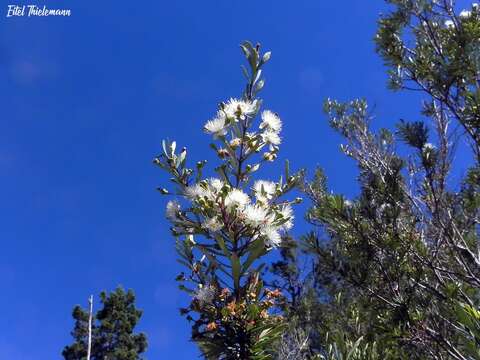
[194,284,216,305]
[204,98,258,138]
[166,177,294,248]
[162,88,296,251]
[260,110,282,146]
[166,200,181,221]
[204,98,283,159]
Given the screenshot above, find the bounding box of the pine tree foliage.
[273,1,480,359]
[62,287,147,360]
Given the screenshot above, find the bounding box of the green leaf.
[240,44,251,59]
[241,239,266,275]
[346,336,364,359]
[162,139,167,156]
[215,235,230,257]
[285,159,290,180]
[241,65,250,81]
[255,79,265,93]
[231,253,241,291]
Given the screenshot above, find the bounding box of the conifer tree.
[63,287,147,360]
[273,1,480,359]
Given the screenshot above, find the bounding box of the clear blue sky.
[0,0,472,359]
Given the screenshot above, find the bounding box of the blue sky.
[0,0,473,359]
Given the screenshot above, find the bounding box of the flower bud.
[217,148,230,158]
[262,51,271,63]
[230,138,242,149]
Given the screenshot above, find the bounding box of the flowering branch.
[154,41,302,359]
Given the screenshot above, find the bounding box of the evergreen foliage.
[273,1,480,359]
[62,287,147,360]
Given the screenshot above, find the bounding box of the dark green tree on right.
[274,1,480,359]
[63,287,147,360]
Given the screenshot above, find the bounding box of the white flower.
[261,226,282,247]
[205,113,227,138]
[253,180,276,202]
[230,137,242,148]
[224,189,250,209]
[262,130,281,145]
[194,285,216,305]
[244,204,269,227]
[460,10,471,18]
[223,98,257,119]
[185,183,209,199]
[278,204,294,230]
[260,110,282,132]
[202,217,223,232]
[188,178,225,202]
[166,200,181,221]
[444,20,454,28]
[207,178,224,193]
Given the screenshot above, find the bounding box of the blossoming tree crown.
[154,41,302,358]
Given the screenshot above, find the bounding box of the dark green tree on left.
[62,287,148,360]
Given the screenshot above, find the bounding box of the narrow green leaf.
[241,239,266,275]
[215,235,230,257]
[231,253,241,291]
